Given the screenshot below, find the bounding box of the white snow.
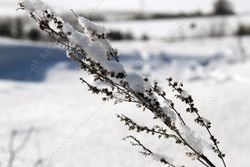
[78,17,110,36]
[178,123,208,154]
[20,0,125,78]
[65,27,91,48]
[19,0,54,14]
[1,0,249,166]
[103,61,125,74]
[0,35,250,167]
[181,90,190,98]
[162,107,176,123]
[125,73,145,93]
[152,153,174,166]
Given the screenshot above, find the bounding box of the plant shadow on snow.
[119,49,238,82]
[0,41,240,83]
[0,44,78,82]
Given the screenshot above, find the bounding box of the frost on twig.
[18,1,227,167]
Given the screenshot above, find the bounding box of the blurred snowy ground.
[1,0,250,16]
[0,35,250,167]
[104,15,250,39]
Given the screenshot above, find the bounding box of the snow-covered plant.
[18,1,227,167]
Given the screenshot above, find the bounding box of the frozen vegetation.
[0,0,249,167]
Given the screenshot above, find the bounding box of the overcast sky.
[0,0,250,16]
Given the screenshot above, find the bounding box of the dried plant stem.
[18,1,227,166]
[167,79,226,167]
[7,127,33,167]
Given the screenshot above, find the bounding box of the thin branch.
[123,135,177,167]
[70,9,78,18]
[7,127,34,167]
[124,135,153,154]
[15,127,34,153]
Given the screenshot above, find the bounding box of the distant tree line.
[1,0,249,42]
[0,17,42,41]
[0,16,141,41]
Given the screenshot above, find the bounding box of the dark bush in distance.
[213,0,234,15]
[236,24,250,36]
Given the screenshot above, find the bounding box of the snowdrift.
[0,38,246,82]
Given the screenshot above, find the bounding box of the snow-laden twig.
[18,1,227,166]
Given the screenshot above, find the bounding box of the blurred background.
[0,0,250,41]
[0,0,250,167]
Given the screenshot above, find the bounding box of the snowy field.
[0,36,250,167]
[1,0,250,16]
[103,15,250,39]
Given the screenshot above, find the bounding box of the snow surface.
[103,15,250,39]
[0,36,250,167]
